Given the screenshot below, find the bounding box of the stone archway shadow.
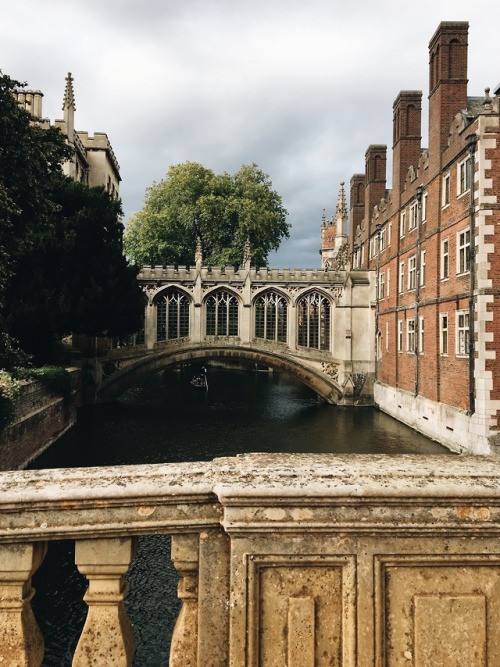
[95,345,343,404]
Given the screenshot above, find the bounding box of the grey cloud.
[3,0,500,270]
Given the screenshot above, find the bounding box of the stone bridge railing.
[1,453,500,665]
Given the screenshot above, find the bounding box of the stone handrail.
[1,453,500,665]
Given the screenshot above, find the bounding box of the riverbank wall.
[0,368,81,471]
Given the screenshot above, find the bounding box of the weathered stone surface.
[1,453,500,664]
[73,538,137,666]
[0,541,46,666]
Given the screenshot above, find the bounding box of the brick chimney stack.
[349,173,365,255]
[392,91,422,205]
[364,145,387,234]
[428,21,468,173]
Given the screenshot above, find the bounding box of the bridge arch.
[96,345,344,405]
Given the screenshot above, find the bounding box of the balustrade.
[1,453,500,665]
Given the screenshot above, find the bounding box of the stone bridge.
[90,260,376,404]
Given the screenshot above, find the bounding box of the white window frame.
[387,268,390,298]
[407,319,416,353]
[456,310,470,356]
[418,316,424,354]
[441,238,449,280]
[457,156,472,196]
[457,228,471,275]
[379,227,386,252]
[378,271,385,300]
[400,209,406,238]
[442,173,450,207]
[422,192,428,223]
[399,261,404,293]
[409,201,418,231]
[420,249,426,287]
[398,319,403,352]
[388,223,392,246]
[440,313,448,355]
[408,255,417,291]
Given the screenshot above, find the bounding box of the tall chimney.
[392,91,422,205]
[428,21,468,173]
[364,145,387,234]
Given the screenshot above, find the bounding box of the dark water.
[30,367,449,665]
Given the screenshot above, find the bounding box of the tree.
[123,162,289,268]
[0,71,144,364]
[3,179,145,363]
[0,71,72,307]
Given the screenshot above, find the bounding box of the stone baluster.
[73,537,137,666]
[169,533,199,667]
[0,541,47,667]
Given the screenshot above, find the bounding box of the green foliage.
[124,161,290,268]
[0,333,32,372]
[0,71,72,305]
[0,70,145,363]
[0,369,21,429]
[3,178,145,362]
[15,365,72,398]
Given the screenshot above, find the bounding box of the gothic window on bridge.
[297,292,331,351]
[156,290,190,342]
[255,291,288,343]
[206,290,239,336]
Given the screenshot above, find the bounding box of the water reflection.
[31,368,450,665]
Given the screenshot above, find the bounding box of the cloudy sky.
[3,0,499,268]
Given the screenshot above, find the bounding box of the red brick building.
[349,21,500,453]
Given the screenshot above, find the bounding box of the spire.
[62,72,76,141]
[62,72,76,111]
[334,181,348,249]
[335,181,347,219]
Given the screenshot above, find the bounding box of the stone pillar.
[197,530,230,666]
[169,533,199,667]
[289,301,297,350]
[144,301,156,349]
[73,537,137,666]
[0,541,47,667]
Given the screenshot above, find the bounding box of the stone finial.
[195,237,203,266]
[62,72,76,111]
[335,182,347,219]
[483,87,493,113]
[321,208,326,227]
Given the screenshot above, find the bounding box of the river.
[30,366,450,665]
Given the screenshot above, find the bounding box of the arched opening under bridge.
[95,345,344,404]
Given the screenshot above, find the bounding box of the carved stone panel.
[377,556,500,666]
[247,555,356,666]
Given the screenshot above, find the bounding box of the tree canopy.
[0,71,144,365]
[0,72,72,305]
[123,162,290,268]
[3,179,145,362]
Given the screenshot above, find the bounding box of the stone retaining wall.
[0,368,80,470]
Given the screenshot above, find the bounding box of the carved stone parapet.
[0,541,46,667]
[4,456,500,664]
[73,537,137,666]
